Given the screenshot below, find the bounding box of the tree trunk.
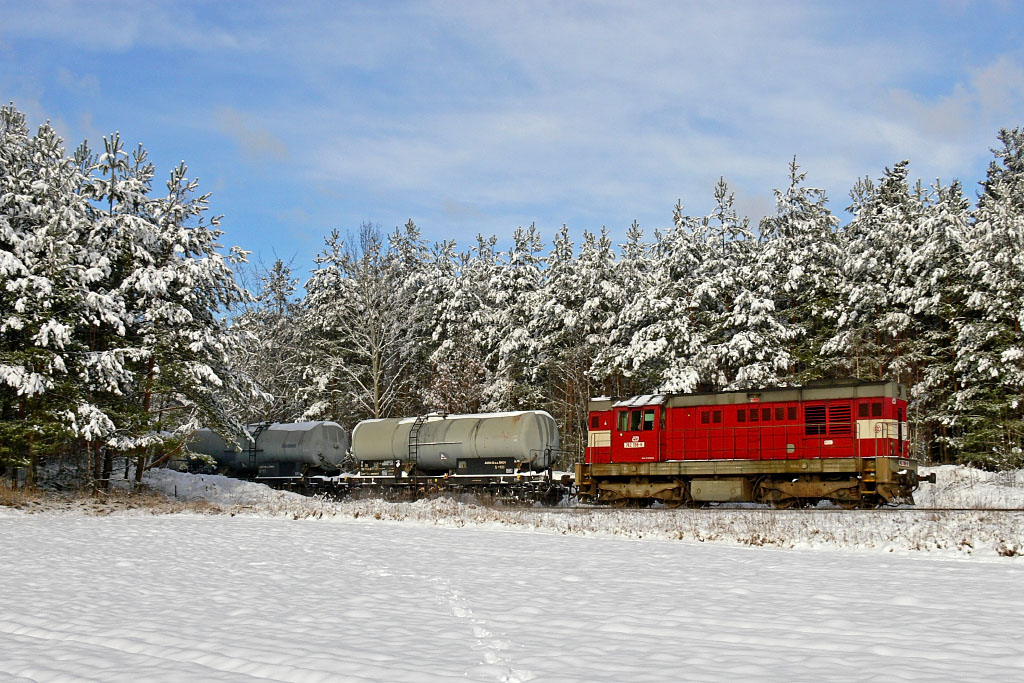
[135,452,147,484]
[101,450,113,491]
[92,443,103,496]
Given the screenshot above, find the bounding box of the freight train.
[576,379,934,508]
[187,380,932,508]
[187,410,566,504]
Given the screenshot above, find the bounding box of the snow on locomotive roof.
[590,380,906,411]
[612,394,666,408]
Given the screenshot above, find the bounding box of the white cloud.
[215,106,288,164]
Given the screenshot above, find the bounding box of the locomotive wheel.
[771,497,798,509]
[837,498,861,510]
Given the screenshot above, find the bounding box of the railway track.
[525,505,1024,514]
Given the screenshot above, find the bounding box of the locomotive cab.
[587,395,665,463]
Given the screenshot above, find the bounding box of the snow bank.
[139,466,1024,559]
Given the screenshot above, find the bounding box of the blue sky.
[2,1,1023,276]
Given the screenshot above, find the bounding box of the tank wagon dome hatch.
[352,410,560,473]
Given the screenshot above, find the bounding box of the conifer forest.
[3,102,1024,487]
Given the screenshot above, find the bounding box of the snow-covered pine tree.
[826,161,922,383]
[485,223,545,409]
[89,141,253,480]
[386,220,433,416]
[690,179,759,389]
[229,258,305,422]
[756,158,842,385]
[423,235,495,414]
[899,180,969,462]
[592,220,658,397]
[954,128,1024,467]
[614,202,710,393]
[301,223,416,421]
[549,227,618,459]
[0,108,95,487]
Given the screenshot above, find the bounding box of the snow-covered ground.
[1,465,1022,681]
[1,513,1023,681]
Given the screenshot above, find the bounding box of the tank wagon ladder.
[408,414,428,466]
[247,421,271,472]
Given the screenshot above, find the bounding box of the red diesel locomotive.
[575,380,933,508]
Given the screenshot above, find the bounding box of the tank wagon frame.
[577,380,934,508]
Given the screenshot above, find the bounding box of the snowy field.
[1,465,1023,681]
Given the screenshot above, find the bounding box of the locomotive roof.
[589,380,906,411]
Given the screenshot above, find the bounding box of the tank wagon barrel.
[187,421,350,478]
[352,410,560,474]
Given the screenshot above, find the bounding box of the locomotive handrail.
[655,422,863,461]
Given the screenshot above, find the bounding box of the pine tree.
[826,161,923,383]
[954,128,1024,467]
[486,224,544,409]
[0,109,94,486]
[757,158,842,384]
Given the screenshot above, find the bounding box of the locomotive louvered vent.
[828,404,852,434]
[804,405,826,435]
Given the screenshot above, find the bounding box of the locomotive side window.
[701,411,710,425]
[804,405,826,435]
[762,408,771,422]
[749,408,759,422]
[712,410,722,424]
[872,402,882,417]
[788,407,797,420]
[737,410,746,423]
[643,409,655,431]
[590,415,599,429]
[775,407,784,421]
[617,411,628,432]
[858,403,869,418]
[630,409,642,431]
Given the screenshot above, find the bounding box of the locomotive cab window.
[643,409,655,431]
[630,409,643,431]
[617,411,628,432]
